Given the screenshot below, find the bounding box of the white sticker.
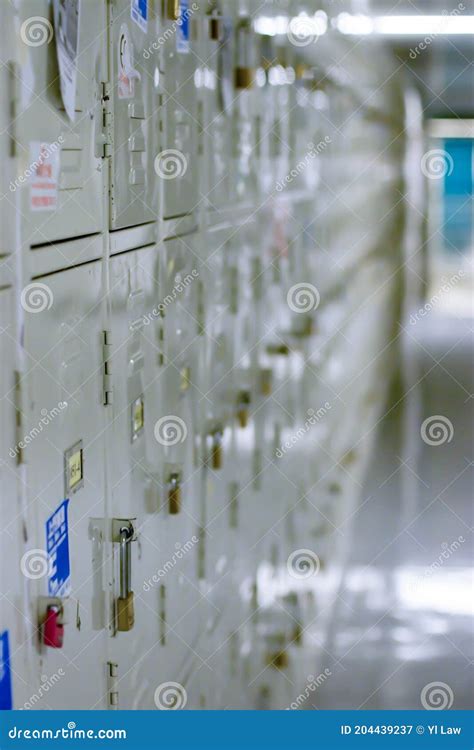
[29,142,60,212]
[131,0,148,33]
[118,24,141,99]
[53,0,80,122]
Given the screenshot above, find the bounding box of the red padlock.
[43,606,64,648]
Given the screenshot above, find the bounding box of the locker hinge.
[13,370,24,464]
[102,330,113,406]
[99,82,112,158]
[107,662,119,709]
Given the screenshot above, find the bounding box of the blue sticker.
[0,631,13,710]
[176,0,191,54]
[131,0,148,33]
[46,500,71,597]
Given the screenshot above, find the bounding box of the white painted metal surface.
[0,0,408,710]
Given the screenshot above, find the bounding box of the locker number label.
[64,441,84,494]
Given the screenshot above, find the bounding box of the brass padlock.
[236,390,251,428]
[267,649,289,670]
[209,15,223,41]
[168,473,181,515]
[292,625,302,645]
[117,526,134,632]
[295,63,309,80]
[117,591,134,632]
[260,368,273,397]
[167,0,180,21]
[298,316,314,338]
[237,409,248,428]
[266,343,290,357]
[235,18,255,89]
[235,67,255,89]
[211,431,223,470]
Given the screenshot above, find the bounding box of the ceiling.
[368,0,463,9]
[365,0,474,118]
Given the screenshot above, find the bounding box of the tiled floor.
[316,312,473,710]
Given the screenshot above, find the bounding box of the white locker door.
[160,0,199,219]
[231,13,258,206]
[107,245,166,709]
[107,243,203,709]
[108,0,161,229]
[196,224,241,707]
[23,259,108,709]
[151,234,203,707]
[13,0,106,246]
[0,288,32,710]
[200,4,234,211]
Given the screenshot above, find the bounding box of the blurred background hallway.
[316,305,473,709]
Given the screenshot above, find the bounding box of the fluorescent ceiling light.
[375,15,474,35]
[254,15,289,36]
[337,13,474,35]
[336,13,374,35]
[254,12,327,37]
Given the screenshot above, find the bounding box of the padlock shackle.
[119,525,133,600]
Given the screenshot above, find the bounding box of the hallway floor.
[316,312,473,710]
